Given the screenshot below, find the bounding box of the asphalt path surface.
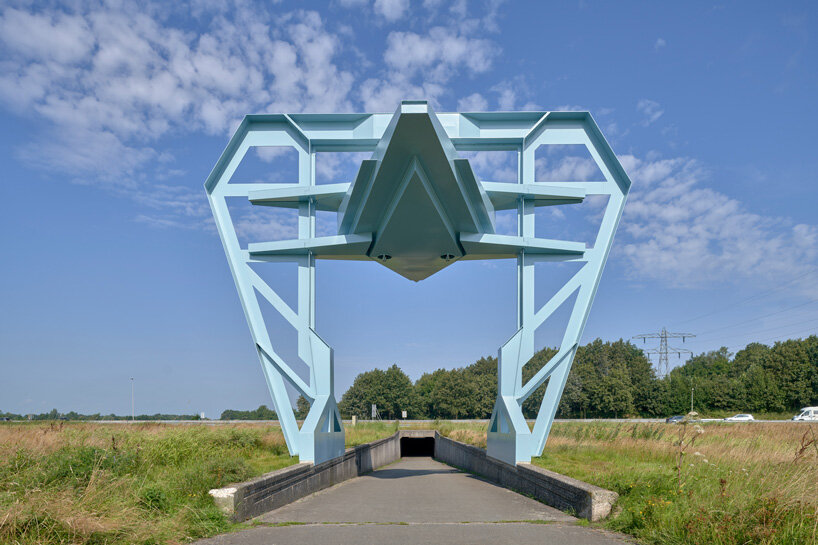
[194,457,633,545]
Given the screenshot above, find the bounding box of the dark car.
[665,415,685,424]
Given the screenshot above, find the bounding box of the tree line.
[219,398,309,420]
[336,336,818,419]
[0,409,204,421]
[9,336,812,422]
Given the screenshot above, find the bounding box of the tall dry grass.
[401,420,488,447]
[344,421,399,445]
[4,420,813,544]
[0,421,396,545]
[427,420,817,543]
[541,421,818,544]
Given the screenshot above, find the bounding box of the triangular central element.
[339,101,495,281]
[370,157,462,281]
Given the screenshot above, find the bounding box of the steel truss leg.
[207,134,344,465]
[487,131,627,465]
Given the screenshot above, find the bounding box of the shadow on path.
[192,457,633,545]
[258,457,574,524]
[368,467,459,479]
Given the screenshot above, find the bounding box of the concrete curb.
[210,432,401,521]
[209,430,617,522]
[434,433,618,521]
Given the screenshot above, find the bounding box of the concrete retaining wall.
[434,433,618,521]
[210,432,400,521]
[210,429,617,522]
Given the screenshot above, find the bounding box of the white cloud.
[457,92,489,111]
[0,2,503,187]
[422,0,445,10]
[16,128,155,185]
[448,0,468,18]
[460,150,517,183]
[0,3,366,234]
[135,214,207,230]
[495,84,517,110]
[0,8,94,64]
[255,146,297,163]
[129,184,210,219]
[617,154,818,293]
[527,146,818,293]
[384,27,498,82]
[315,151,371,183]
[0,1,510,235]
[0,4,354,180]
[479,0,505,33]
[637,99,664,126]
[535,151,603,183]
[655,38,666,50]
[490,79,540,111]
[234,209,298,242]
[374,0,410,21]
[359,75,445,112]
[358,14,500,113]
[15,0,809,302]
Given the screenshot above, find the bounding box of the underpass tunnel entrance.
[400,436,435,457]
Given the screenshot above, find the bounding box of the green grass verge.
[3,420,815,545]
[536,422,818,545]
[0,421,397,545]
[427,420,818,544]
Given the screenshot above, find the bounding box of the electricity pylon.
[633,328,695,377]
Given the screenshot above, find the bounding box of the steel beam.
[204,101,630,466]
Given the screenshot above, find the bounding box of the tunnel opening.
[400,436,435,457]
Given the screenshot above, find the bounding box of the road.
[194,457,633,545]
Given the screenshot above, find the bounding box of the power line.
[750,326,818,344]
[670,268,817,327]
[726,326,818,353]
[693,316,818,344]
[633,327,696,378]
[694,298,818,337]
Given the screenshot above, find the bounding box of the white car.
[724,414,755,422]
[793,407,818,421]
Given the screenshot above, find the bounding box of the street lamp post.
[690,386,694,414]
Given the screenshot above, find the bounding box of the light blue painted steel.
[485,112,631,464]
[204,101,630,465]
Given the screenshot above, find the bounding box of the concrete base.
[435,433,618,521]
[209,430,617,522]
[210,432,400,521]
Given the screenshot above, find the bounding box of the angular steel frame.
[204,104,630,465]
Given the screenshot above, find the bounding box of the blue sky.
[1,1,816,417]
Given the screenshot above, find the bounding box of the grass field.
[0,421,397,545]
[1,420,815,544]
[425,419,818,545]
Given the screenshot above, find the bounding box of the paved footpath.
[196,457,634,545]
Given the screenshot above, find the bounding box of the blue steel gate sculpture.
[205,101,631,465]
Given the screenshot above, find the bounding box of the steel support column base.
[298,395,345,465]
[486,396,532,465]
